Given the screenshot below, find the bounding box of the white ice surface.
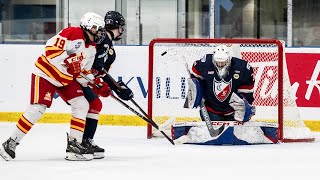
[0,122,319,180]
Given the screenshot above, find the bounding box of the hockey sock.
[10,104,46,143]
[68,96,89,142]
[83,118,98,139]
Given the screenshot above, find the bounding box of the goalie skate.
[65,134,94,161]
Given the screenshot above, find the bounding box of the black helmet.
[104,11,125,29]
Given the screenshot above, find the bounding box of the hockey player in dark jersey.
[81,11,133,159]
[171,45,278,145]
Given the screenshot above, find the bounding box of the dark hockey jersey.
[191,54,254,115]
[91,32,119,91]
[92,33,116,73]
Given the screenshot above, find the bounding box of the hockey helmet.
[213,45,231,78]
[104,11,125,29]
[104,11,125,41]
[80,12,105,43]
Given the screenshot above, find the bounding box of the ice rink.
[0,122,319,180]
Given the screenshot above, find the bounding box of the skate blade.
[174,135,190,144]
[65,152,93,161]
[93,152,105,159]
[0,146,13,161]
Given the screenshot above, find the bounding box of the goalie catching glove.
[115,80,134,101]
[229,92,255,122]
[88,78,112,97]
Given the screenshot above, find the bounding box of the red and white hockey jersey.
[34,27,96,87]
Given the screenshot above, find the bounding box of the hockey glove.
[88,78,111,97]
[116,80,134,101]
[64,56,82,77]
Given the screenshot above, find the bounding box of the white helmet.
[80,12,105,32]
[213,45,231,78]
[80,12,105,43]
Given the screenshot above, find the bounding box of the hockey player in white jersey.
[0,12,108,161]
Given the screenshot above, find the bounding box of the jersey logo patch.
[44,92,52,101]
[213,78,232,102]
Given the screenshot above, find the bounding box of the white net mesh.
[148,39,313,142]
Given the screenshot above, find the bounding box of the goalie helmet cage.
[147,38,314,143]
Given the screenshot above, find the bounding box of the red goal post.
[147,38,314,143]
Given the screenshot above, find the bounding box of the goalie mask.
[80,12,106,43]
[213,45,231,78]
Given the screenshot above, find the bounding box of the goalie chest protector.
[192,55,254,114]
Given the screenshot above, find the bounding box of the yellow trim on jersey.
[45,46,62,51]
[45,46,65,59]
[40,56,73,81]
[35,60,61,82]
[33,75,40,103]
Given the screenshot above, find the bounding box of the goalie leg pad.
[183,78,203,109]
[172,121,278,145]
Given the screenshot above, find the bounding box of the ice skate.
[0,137,19,161]
[65,134,94,161]
[83,138,105,159]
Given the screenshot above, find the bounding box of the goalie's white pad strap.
[183,78,203,109]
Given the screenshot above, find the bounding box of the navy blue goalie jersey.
[191,54,255,115]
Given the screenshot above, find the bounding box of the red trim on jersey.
[206,106,234,115]
[238,84,254,90]
[59,27,96,47]
[59,27,85,41]
[45,46,65,59]
[35,55,73,86]
[191,66,201,76]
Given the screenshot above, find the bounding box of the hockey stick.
[185,63,225,137]
[79,72,175,145]
[98,69,175,145]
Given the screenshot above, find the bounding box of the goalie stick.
[185,63,225,137]
[79,72,175,145]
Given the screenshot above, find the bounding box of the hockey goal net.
[147,38,314,143]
